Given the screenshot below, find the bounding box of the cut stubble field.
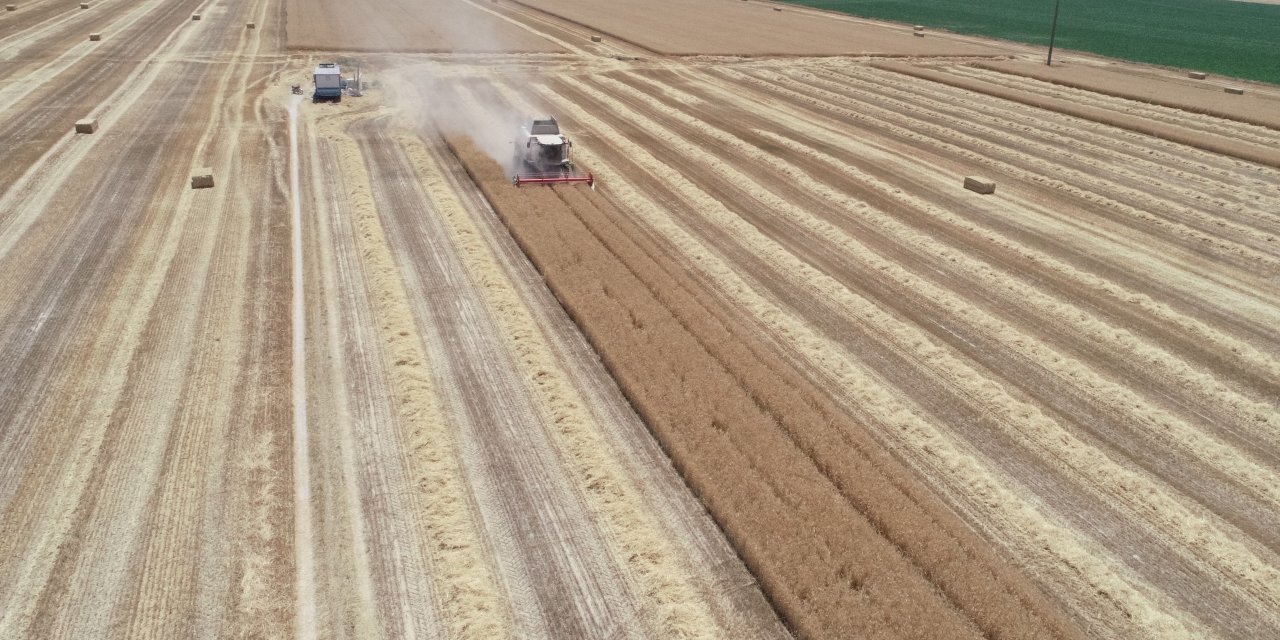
[2,0,1279,637]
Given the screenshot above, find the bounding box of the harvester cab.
[513,117,594,188]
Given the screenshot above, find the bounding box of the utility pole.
[1047,0,1061,65]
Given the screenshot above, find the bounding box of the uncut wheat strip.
[592,72,1280,476]
[821,66,1280,220]
[564,155,1094,640]
[316,112,514,640]
[482,180,998,639]
[799,66,1280,254]
[391,124,723,640]
[749,65,1280,273]
[530,84,1199,639]
[489,81,1028,640]
[524,77,1182,632]
[433,105,785,639]
[948,65,1280,148]
[550,75,1280,614]
[715,67,1280,322]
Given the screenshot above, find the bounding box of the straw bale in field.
[191,168,214,189]
[964,176,996,194]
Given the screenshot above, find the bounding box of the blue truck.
[313,63,343,101]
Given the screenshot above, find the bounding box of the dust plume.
[387,63,528,177]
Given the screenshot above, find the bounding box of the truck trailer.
[313,62,342,102]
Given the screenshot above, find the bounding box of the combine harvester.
[513,117,594,188]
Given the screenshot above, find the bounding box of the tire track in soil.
[352,117,653,639]
[0,2,292,636]
[0,0,238,515]
[312,109,513,639]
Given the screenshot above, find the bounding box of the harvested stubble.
[876,62,1280,169]
[448,137,1082,640]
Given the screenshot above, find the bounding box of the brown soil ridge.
[873,61,1280,170]
[971,60,1280,132]
[447,137,1083,640]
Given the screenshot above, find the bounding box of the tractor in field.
[513,117,593,187]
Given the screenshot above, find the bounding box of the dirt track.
[2,0,1278,637]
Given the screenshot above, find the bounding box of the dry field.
[2,0,1279,638]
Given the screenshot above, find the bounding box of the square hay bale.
[1224,86,1244,95]
[5,5,15,11]
[773,6,781,10]
[246,21,254,28]
[963,176,996,194]
[74,118,98,134]
[913,31,925,37]
[1188,71,1206,79]
[914,25,924,31]
[190,12,200,20]
[590,35,601,42]
[88,33,101,41]
[80,2,88,7]
[191,168,214,189]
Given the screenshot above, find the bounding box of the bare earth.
[1,0,1279,638]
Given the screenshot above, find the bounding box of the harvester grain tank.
[313,62,343,101]
[513,117,594,187]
